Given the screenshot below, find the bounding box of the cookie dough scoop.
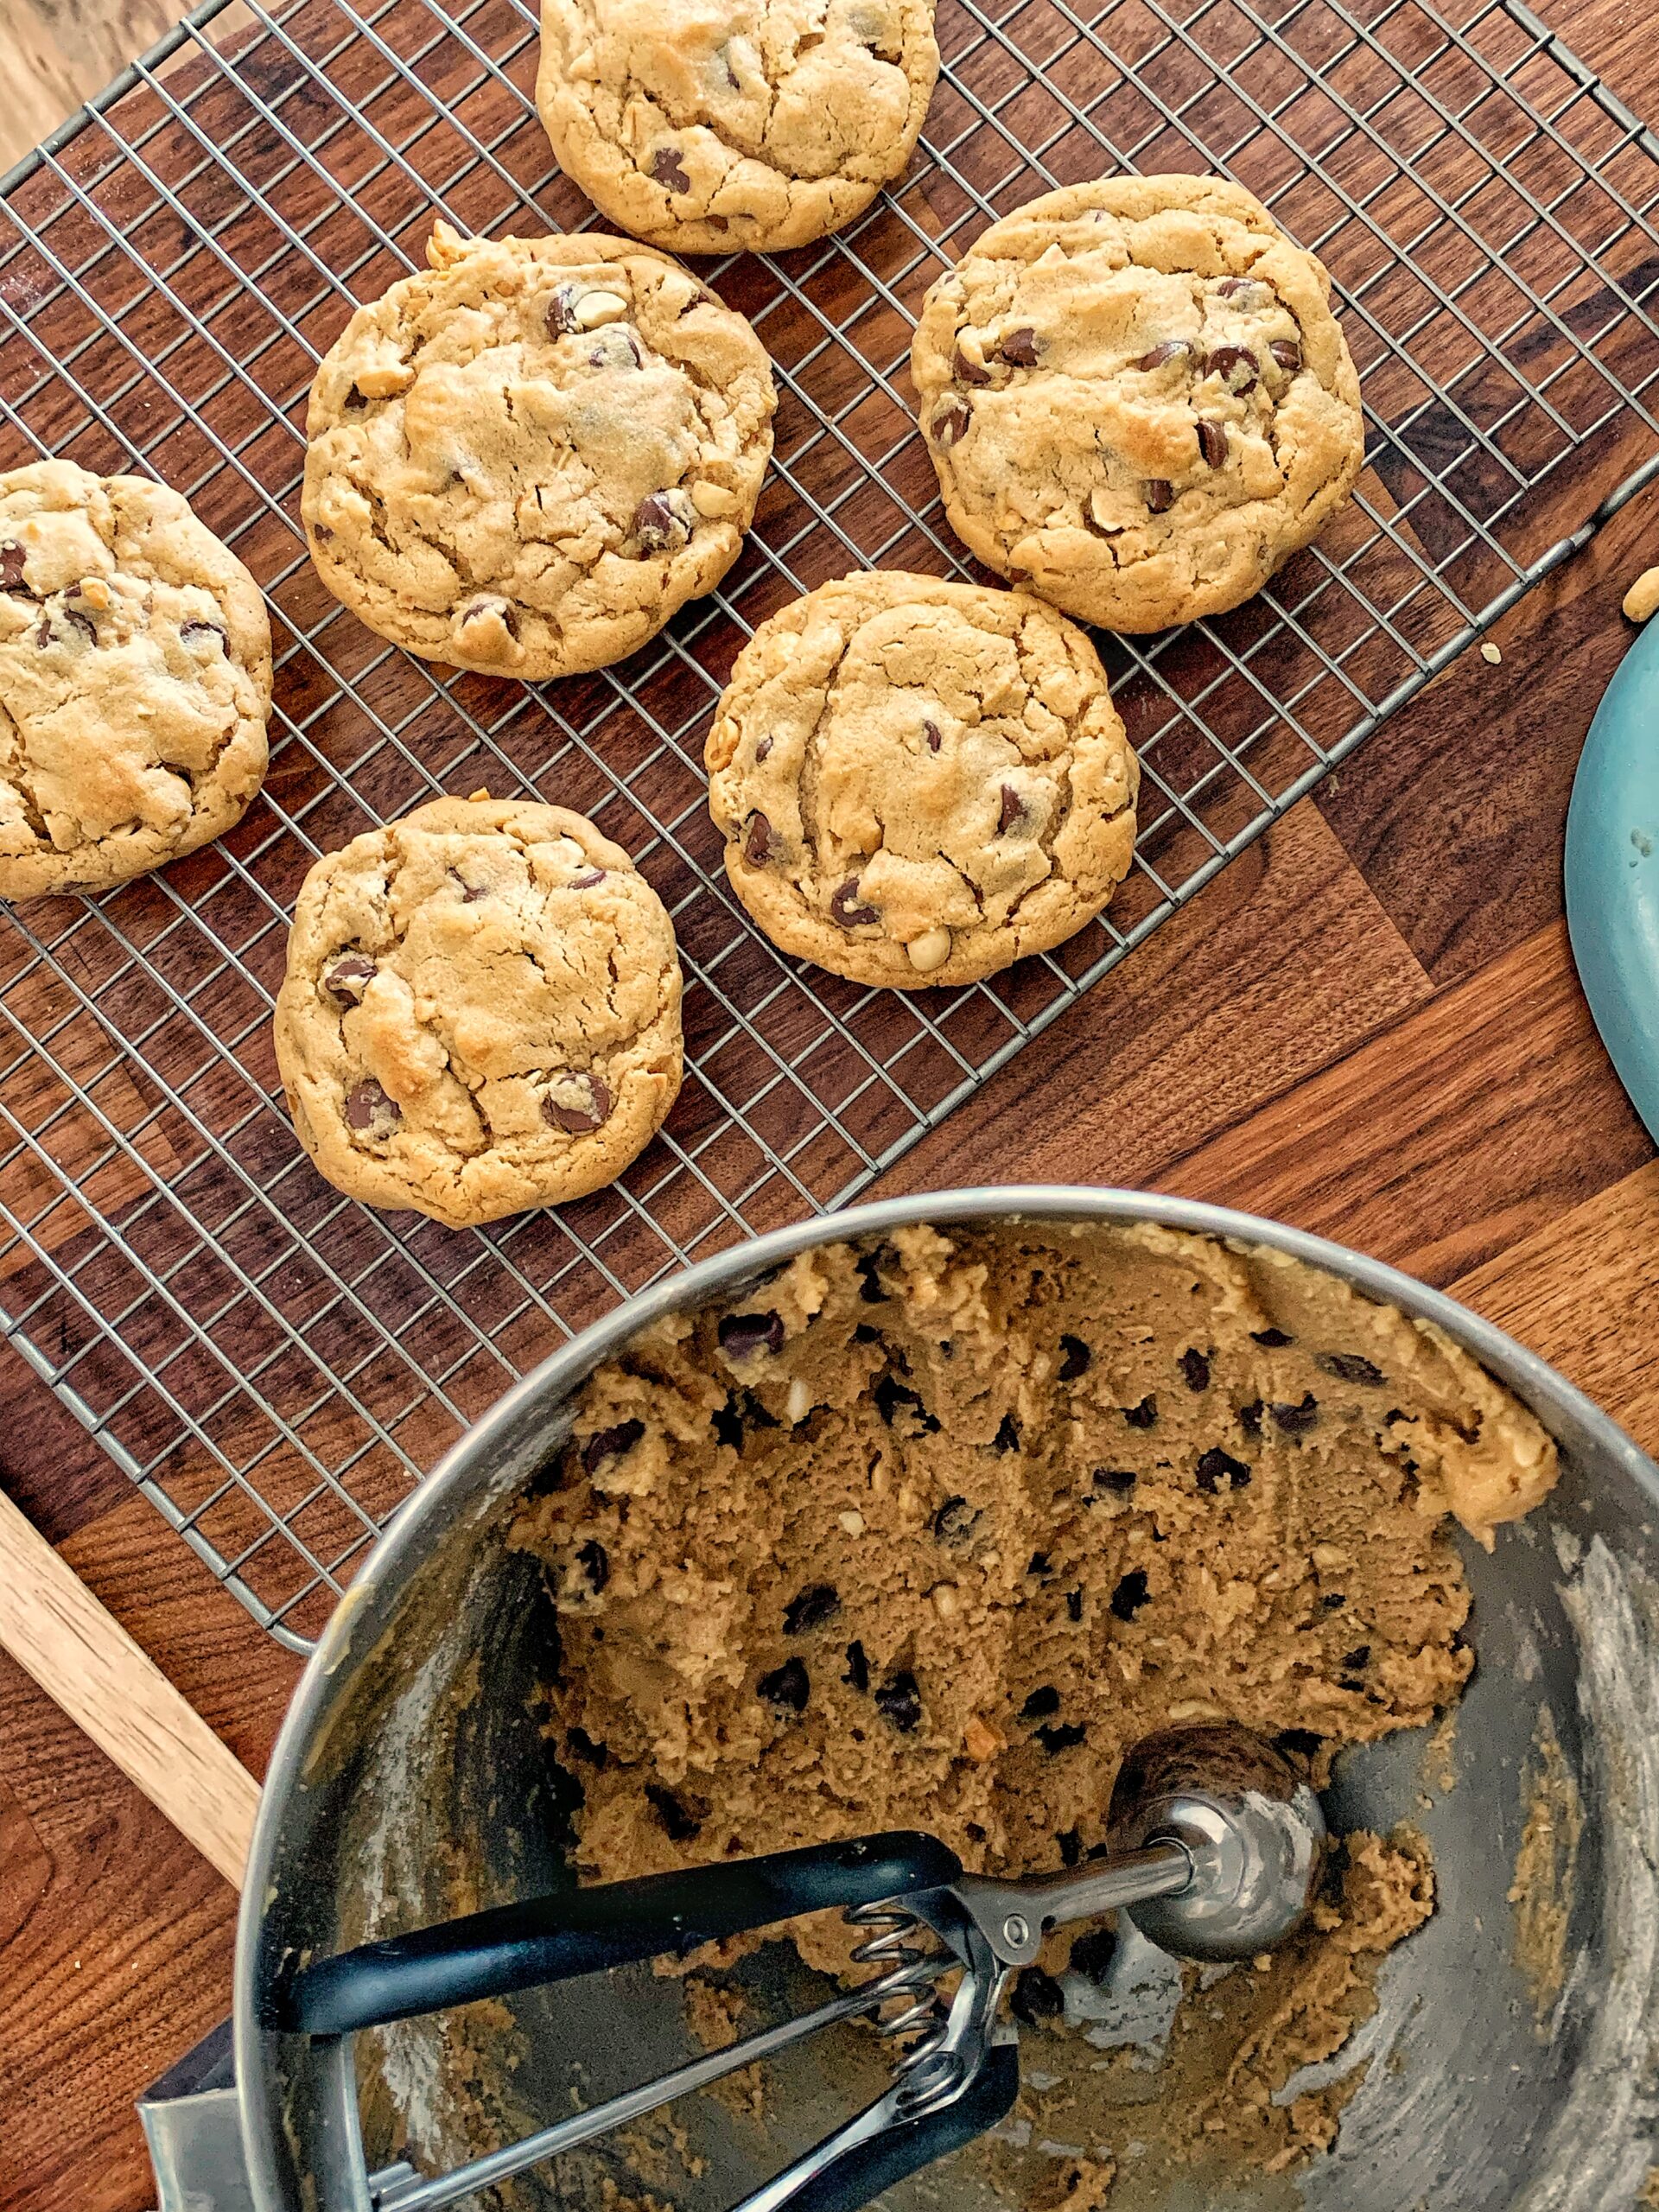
[270,1722,1325,2212]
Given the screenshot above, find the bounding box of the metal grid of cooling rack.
[0,0,1656,1652]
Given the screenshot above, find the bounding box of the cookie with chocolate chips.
[273,795,682,1227]
[536,0,940,255]
[0,459,271,899]
[911,175,1365,632]
[705,569,1138,987]
[302,222,776,677]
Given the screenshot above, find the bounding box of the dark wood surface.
[3,5,1659,2208]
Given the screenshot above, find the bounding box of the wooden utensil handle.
[0,1487,259,1889]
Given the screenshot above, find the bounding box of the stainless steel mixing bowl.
[234,1187,1659,2212]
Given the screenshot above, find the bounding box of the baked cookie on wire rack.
[302,222,777,679]
[911,175,1365,633]
[274,796,683,1230]
[536,0,940,255]
[0,459,270,899]
[706,569,1138,988]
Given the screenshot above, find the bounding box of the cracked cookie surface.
[536,0,940,255]
[912,175,1365,632]
[705,570,1138,987]
[302,222,777,679]
[515,1217,1558,1985]
[0,460,271,899]
[273,795,683,1228]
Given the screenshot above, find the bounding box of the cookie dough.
[302,222,777,678]
[704,571,1138,987]
[536,0,941,256]
[517,1217,1557,1980]
[911,175,1366,632]
[273,795,683,1228]
[0,460,271,899]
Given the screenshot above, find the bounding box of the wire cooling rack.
[0,0,1656,1651]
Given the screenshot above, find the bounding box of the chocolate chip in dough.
[1091,1466,1137,1496]
[651,145,690,193]
[953,346,993,387]
[719,1310,785,1360]
[1197,417,1229,467]
[1319,1352,1385,1386]
[1135,339,1191,371]
[1252,1327,1294,1347]
[997,784,1024,833]
[1011,1966,1065,2024]
[1020,1686,1060,1720]
[1125,1395,1158,1429]
[1196,1446,1251,1493]
[1058,1333,1091,1379]
[994,1413,1021,1452]
[875,1670,923,1732]
[999,327,1041,367]
[1068,1926,1118,1985]
[576,1538,610,1592]
[1144,479,1174,513]
[742,810,773,865]
[784,1583,841,1635]
[0,543,29,594]
[1109,1568,1151,1621]
[759,1657,810,1714]
[179,618,226,651]
[645,1783,702,1841]
[1270,339,1303,373]
[1037,1721,1086,1755]
[932,1494,980,1546]
[1180,1347,1211,1391]
[582,1419,645,1477]
[843,1640,871,1693]
[1271,1393,1320,1435]
[932,395,973,448]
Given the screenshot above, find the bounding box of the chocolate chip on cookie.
[322,954,376,1007]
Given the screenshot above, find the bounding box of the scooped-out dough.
[515,1217,1558,2175]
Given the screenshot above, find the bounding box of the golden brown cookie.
[704,570,1138,987]
[273,797,683,1229]
[302,223,777,678]
[0,460,270,899]
[536,0,940,255]
[911,175,1365,632]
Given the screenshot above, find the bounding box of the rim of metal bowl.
[232,1182,1659,2211]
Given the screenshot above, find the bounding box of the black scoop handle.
[274,1829,962,2037]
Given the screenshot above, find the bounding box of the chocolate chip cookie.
[302,222,777,679]
[273,796,683,1228]
[0,460,271,899]
[536,0,940,255]
[705,570,1138,987]
[911,175,1365,632]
